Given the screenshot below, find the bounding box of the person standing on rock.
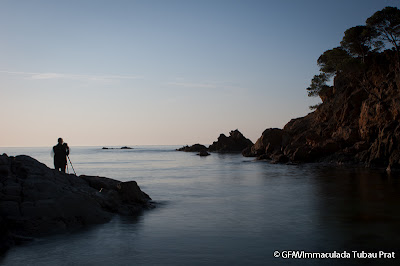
[53,138,70,172]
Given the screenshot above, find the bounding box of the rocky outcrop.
[120,146,133,150]
[176,144,208,152]
[247,51,400,169]
[0,154,152,252]
[177,130,253,154]
[208,130,253,153]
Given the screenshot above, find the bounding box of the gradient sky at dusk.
[1,0,399,147]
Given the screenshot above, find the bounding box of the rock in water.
[0,153,152,251]
[197,151,210,156]
[208,129,253,153]
[176,144,208,152]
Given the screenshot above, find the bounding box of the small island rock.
[176,144,208,152]
[102,146,133,150]
[197,151,210,156]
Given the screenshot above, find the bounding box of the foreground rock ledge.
[0,154,153,253]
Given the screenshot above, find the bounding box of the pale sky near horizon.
[1,0,399,147]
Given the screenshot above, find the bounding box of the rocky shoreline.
[179,52,400,171]
[244,51,400,171]
[0,154,153,253]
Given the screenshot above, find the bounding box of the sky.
[1,0,399,147]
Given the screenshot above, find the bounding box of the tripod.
[67,155,77,175]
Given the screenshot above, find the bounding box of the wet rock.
[271,154,289,164]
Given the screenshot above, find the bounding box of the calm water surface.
[1,146,399,265]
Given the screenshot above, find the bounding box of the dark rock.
[271,154,289,164]
[0,216,13,254]
[241,146,252,157]
[0,154,152,242]
[257,154,271,160]
[118,181,150,204]
[102,146,133,150]
[208,129,253,153]
[197,151,210,156]
[176,144,208,152]
[243,128,283,157]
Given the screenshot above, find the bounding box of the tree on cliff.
[306,73,330,98]
[306,6,400,106]
[366,6,400,58]
[317,47,354,75]
[306,48,353,106]
[340,26,382,63]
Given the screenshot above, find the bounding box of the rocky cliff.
[244,50,400,170]
[0,154,152,252]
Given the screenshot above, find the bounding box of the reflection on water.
[311,167,400,253]
[1,147,400,265]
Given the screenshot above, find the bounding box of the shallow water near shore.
[1,146,400,265]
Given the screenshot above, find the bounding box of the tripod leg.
[67,156,77,175]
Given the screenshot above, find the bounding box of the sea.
[0,146,400,266]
